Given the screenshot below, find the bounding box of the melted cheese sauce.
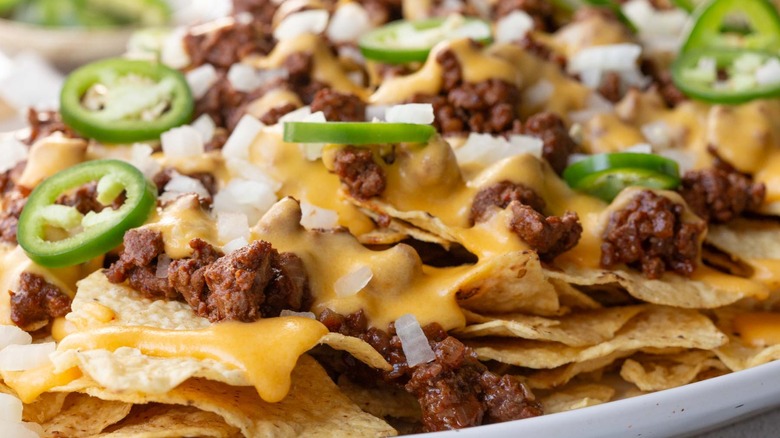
[733,312,780,347]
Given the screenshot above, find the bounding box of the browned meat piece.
[55,181,125,215]
[259,103,299,125]
[284,52,328,104]
[232,0,278,25]
[263,252,311,317]
[205,128,229,151]
[601,190,706,279]
[183,20,271,69]
[10,272,71,330]
[333,146,386,199]
[494,0,555,30]
[152,167,219,207]
[679,168,765,223]
[310,89,366,122]
[470,181,546,224]
[104,229,178,300]
[641,59,687,107]
[318,310,543,432]
[0,161,25,195]
[0,190,27,244]
[201,241,275,322]
[195,75,248,132]
[517,35,566,67]
[598,71,623,103]
[522,112,578,175]
[26,109,78,145]
[359,0,403,24]
[509,202,582,261]
[410,48,523,136]
[168,238,224,314]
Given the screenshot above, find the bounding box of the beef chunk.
[259,103,299,125]
[310,89,366,122]
[597,71,623,103]
[26,109,77,145]
[359,0,403,24]
[333,146,386,199]
[183,20,271,69]
[641,59,687,107]
[105,229,178,300]
[263,252,311,317]
[470,181,546,224]
[679,167,765,223]
[232,0,278,25]
[601,190,706,279]
[10,272,71,330]
[318,310,543,432]
[284,52,328,104]
[494,0,555,30]
[522,112,578,175]
[168,238,224,314]
[194,75,248,132]
[517,35,566,67]
[55,181,125,215]
[0,190,27,244]
[509,202,582,261]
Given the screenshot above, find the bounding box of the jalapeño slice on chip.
[17,159,157,268]
[680,0,780,53]
[359,16,492,64]
[563,153,681,202]
[283,122,436,145]
[61,58,193,143]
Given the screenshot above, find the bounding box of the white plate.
[421,360,780,438]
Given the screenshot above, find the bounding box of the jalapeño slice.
[563,153,681,202]
[61,58,193,144]
[359,16,492,64]
[283,122,436,145]
[17,159,157,268]
[680,0,780,53]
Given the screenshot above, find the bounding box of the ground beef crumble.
[333,146,387,199]
[184,19,272,70]
[0,189,28,244]
[318,309,543,432]
[601,190,706,279]
[106,230,311,322]
[494,0,556,31]
[26,109,78,145]
[310,88,366,122]
[521,112,578,175]
[10,272,71,330]
[678,167,765,224]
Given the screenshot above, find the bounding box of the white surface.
[417,359,780,438]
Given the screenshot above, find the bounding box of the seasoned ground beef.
[310,89,366,122]
[183,20,271,70]
[26,109,77,145]
[470,180,546,224]
[232,0,278,25]
[0,190,27,244]
[168,238,223,314]
[0,161,24,196]
[333,146,387,199]
[284,52,329,104]
[317,309,543,432]
[259,103,299,125]
[494,0,555,31]
[105,229,178,300]
[10,272,71,330]
[55,181,125,215]
[522,112,578,175]
[679,168,765,223]
[597,71,623,103]
[517,35,566,67]
[410,47,523,136]
[508,202,582,261]
[601,190,706,279]
[359,0,403,24]
[152,167,219,207]
[641,59,687,107]
[195,75,249,133]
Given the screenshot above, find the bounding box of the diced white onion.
[155,255,171,279]
[624,143,653,154]
[658,149,695,174]
[568,44,643,75]
[161,126,205,159]
[190,114,216,144]
[327,3,372,43]
[0,136,27,174]
[568,93,614,123]
[163,173,210,200]
[161,28,191,69]
[365,105,389,121]
[0,393,23,423]
[223,236,249,253]
[455,133,543,167]
[129,143,162,179]
[225,158,282,190]
[222,115,264,160]
[334,265,373,297]
[394,314,436,367]
[280,310,316,319]
[385,104,435,125]
[274,10,329,41]
[227,63,263,93]
[0,342,55,371]
[278,106,313,123]
[185,64,218,100]
[495,10,534,43]
[756,58,780,86]
[524,80,554,106]
[640,120,671,149]
[0,421,39,438]
[217,212,250,243]
[300,202,339,230]
[213,179,277,224]
[622,0,688,54]
[0,325,32,350]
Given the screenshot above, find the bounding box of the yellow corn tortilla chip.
[539,383,615,414]
[337,376,421,422]
[0,381,68,424]
[455,306,645,347]
[619,351,727,392]
[526,351,632,390]
[713,308,780,371]
[56,355,396,437]
[468,306,727,369]
[40,393,132,437]
[99,404,242,438]
[551,279,602,312]
[707,218,780,288]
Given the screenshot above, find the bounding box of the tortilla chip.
[540,383,615,414]
[0,380,68,424]
[100,404,242,438]
[455,306,645,347]
[337,376,421,422]
[708,219,780,288]
[619,351,726,392]
[40,393,132,437]
[713,309,780,371]
[60,355,397,437]
[552,279,602,312]
[526,351,632,390]
[468,306,727,369]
